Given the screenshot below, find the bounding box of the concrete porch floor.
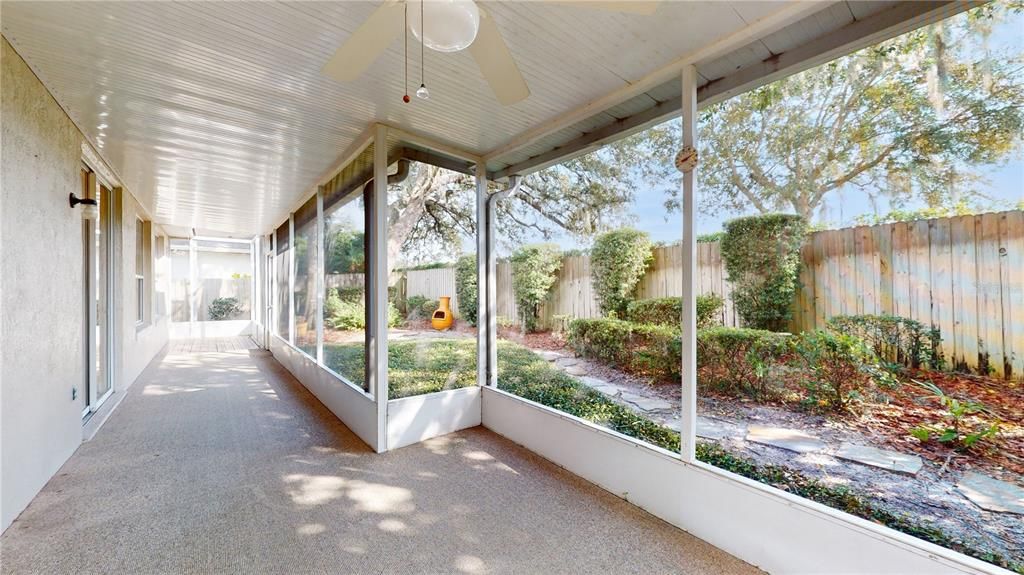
[0,340,759,575]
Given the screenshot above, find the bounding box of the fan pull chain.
[403,1,410,103]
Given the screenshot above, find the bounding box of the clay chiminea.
[431,296,454,331]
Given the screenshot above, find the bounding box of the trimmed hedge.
[590,228,654,317]
[696,327,790,400]
[721,213,807,331]
[626,294,724,328]
[510,244,562,332]
[455,254,478,326]
[566,318,681,381]
[826,314,943,371]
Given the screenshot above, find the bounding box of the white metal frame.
[679,65,698,462]
[81,168,116,419]
[371,124,389,451]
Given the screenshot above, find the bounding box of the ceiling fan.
[322,0,659,106]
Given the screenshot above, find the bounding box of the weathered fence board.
[402,210,1023,379]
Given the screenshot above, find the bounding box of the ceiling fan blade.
[552,1,660,15]
[322,1,405,82]
[468,7,530,106]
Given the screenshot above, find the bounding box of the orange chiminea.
[431,296,454,331]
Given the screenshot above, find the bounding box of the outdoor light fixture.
[408,0,480,53]
[69,192,99,220]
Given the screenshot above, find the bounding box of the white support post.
[188,237,198,329]
[271,232,277,340]
[372,125,389,452]
[680,64,698,462]
[288,213,296,345]
[485,191,498,388]
[315,187,325,364]
[475,163,488,387]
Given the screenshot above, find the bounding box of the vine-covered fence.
[405,210,1023,379]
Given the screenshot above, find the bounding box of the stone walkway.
[539,348,1024,517]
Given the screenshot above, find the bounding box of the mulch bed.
[850,370,1024,482]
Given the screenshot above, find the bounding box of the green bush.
[721,213,807,331]
[827,314,943,371]
[208,297,242,321]
[510,244,562,332]
[455,255,478,326]
[404,295,438,321]
[696,327,790,400]
[325,289,399,330]
[566,318,681,381]
[626,294,724,328]
[789,330,892,413]
[590,228,654,317]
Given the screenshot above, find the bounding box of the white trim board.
[479,387,1010,575]
[270,336,379,451]
[387,386,482,451]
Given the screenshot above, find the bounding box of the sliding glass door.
[82,169,113,418]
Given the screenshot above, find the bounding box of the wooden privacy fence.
[793,211,1022,380]
[403,210,1023,379]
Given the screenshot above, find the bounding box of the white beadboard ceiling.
[0,1,959,236]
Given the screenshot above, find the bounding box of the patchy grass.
[320,337,1020,573]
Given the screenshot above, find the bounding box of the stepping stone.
[957,472,1024,515]
[555,357,579,368]
[835,443,922,476]
[620,394,673,412]
[536,350,564,362]
[564,365,587,376]
[746,425,825,453]
[696,417,733,440]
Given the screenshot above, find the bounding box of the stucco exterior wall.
[120,193,170,387]
[0,37,168,532]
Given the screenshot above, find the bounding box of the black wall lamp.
[69,193,99,220]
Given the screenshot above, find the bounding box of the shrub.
[510,244,562,332]
[208,297,242,321]
[455,255,478,326]
[404,295,439,321]
[590,228,654,317]
[326,291,400,330]
[335,286,364,302]
[626,294,724,328]
[697,231,725,243]
[789,330,892,413]
[720,213,807,331]
[697,327,790,400]
[567,318,681,381]
[827,314,943,371]
[324,288,345,321]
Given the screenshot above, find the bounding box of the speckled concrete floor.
[1,345,760,575]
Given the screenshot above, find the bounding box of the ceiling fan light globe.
[408,0,480,53]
